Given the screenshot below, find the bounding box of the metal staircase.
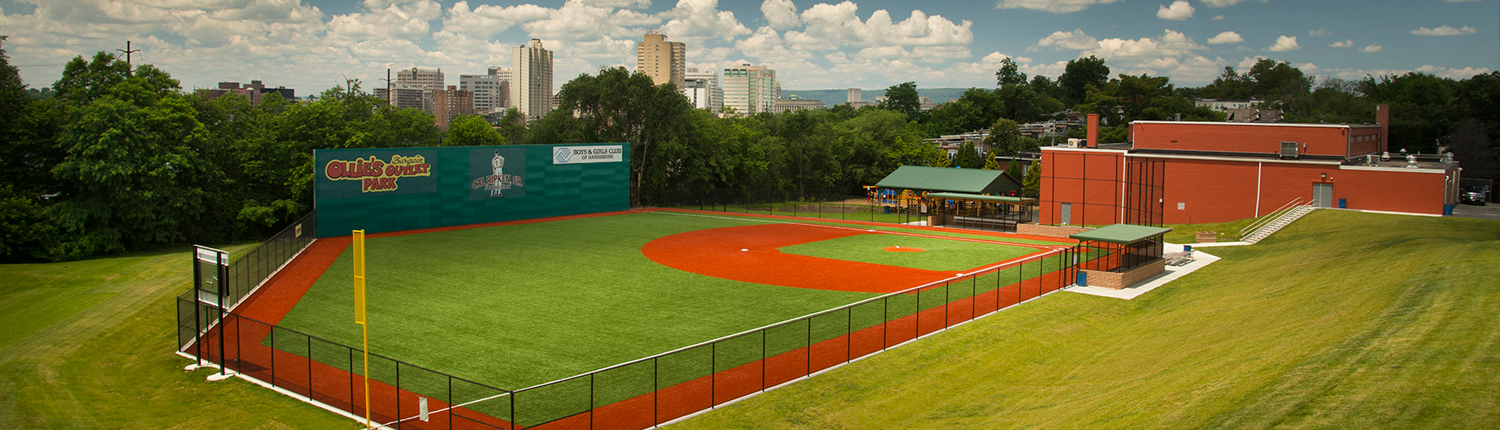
[1242,204,1317,243]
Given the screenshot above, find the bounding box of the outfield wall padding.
[314,143,630,237]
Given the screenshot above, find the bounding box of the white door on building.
[1061,202,1073,225]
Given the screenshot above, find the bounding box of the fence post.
[306,336,313,400]
[711,342,717,408]
[349,348,356,416]
[396,363,402,430]
[448,376,454,430]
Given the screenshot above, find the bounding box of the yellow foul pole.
[353,230,370,429]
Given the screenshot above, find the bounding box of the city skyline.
[2,0,1497,96]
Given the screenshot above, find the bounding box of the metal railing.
[1240,198,1303,237]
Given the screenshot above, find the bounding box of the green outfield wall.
[314,143,630,237]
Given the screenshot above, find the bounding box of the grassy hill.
[675,210,1500,429]
[1,210,1494,429]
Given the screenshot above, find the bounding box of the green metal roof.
[875,166,1022,194]
[1069,224,1172,244]
[925,192,1037,203]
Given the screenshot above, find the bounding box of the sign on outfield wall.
[469,147,526,199]
[318,149,437,199]
[553,145,624,164]
[314,143,630,237]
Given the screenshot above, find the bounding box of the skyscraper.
[396,67,444,91]
[722,63,777,115]
[511,39,553,119]
[636,30,685,87]
[461,74,507,114]
[682,68,720,114]
[430,85,475,130]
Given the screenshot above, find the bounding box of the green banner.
[317,149,437,199]
[469,147,527,199]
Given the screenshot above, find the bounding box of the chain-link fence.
[177,206,1091,429]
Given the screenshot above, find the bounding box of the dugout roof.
[925,192,1036,204]
[875,166,1022,194]
[1069,224,1172,244]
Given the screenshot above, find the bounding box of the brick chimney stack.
[1376,104,1390,153]
[1086,113,1100,148]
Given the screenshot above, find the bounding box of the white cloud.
[1359,44,1382,53]
[1267,35,1299,52]
[1033,28,1097,50]
[1156,1,1194,20]
[1322,65,1492,81]
[1207,31,1243,44]
[1202,0,1249,6]
[1330,39,1352,48]
[1085,29,1206,59]
[1308,28,1331,37]
[1212,15,1225,20]
[658,0,753,42]
[1238,56,1267,69]
[760,0,799,30]
[1410,25,1477,36]
[792,4,972,49]
[995,0,1122,13]
[442,2,554,38]
[579,0,652,8]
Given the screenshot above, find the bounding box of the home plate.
[741,248,748,251]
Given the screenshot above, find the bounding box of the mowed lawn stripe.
[673,210,1500,429]
[778,233,1038,272]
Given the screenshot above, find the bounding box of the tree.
[494,108,530,145]
[877,81,920,119]
[984,118,1021,155]
[983,153,1001,171]
[954,141,984,169]
[48,59,210,259]
[1005,159,1022,179]
[1247,59,1313,108]
[445,114,506,146]
[1058,56,1109,106]
[1449,119,1497,185]
[1022,159,1041,198]
[996,57,1027,88]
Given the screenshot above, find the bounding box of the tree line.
[2,36,1496,262]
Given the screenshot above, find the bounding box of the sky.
[2,0,1497,96]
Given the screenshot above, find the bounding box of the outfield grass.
[0,246,359,429]
[779,233,1038,271]
[674,210,1500,429]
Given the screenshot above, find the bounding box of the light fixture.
[1320,173,1328,180]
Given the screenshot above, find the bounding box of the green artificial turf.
[270,211,1074,426]
[674,210,1500,429]
[276,212,882,388]
[0,246,359,429]
[779,233,1038,272]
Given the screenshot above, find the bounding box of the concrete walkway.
[1065,243,1219,300]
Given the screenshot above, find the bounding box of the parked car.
[1460,188,1487,205]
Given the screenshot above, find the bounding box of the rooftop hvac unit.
[1366,154,1379,166]
[1280,141,1299,159]
[1067,138,1083,148]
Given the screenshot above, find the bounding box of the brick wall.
[1133,122,1352,157]
[1080,259,1166,290]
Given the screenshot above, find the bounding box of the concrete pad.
[1065,243,1219,300]
[1184,241,1250,248]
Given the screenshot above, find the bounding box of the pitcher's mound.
[883,246,925,252]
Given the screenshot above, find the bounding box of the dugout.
[1069,224,1171,290]
[873,166,1030,231]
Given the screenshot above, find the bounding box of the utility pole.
[381,68,394,105]
[117,41,140,76]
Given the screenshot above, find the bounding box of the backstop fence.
[177,230,1086,429]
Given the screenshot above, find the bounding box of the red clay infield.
[883,246,923,252]
[209,208,1073,430]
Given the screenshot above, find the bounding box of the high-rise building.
[461,74,508,114]
[636,30,685,87]
[847,88,861,104]
[722,63,778,115]
[396,67,444,91]
[375,86,425,110]
[682,68,720,114]
[511,39,554,119]
[430,85,475,130]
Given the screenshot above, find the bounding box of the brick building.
[1039,106,1464,226]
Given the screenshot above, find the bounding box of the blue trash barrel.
[1076,271,1087,287]
[1184,245,1192,252]
[1338,198,1347,208]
